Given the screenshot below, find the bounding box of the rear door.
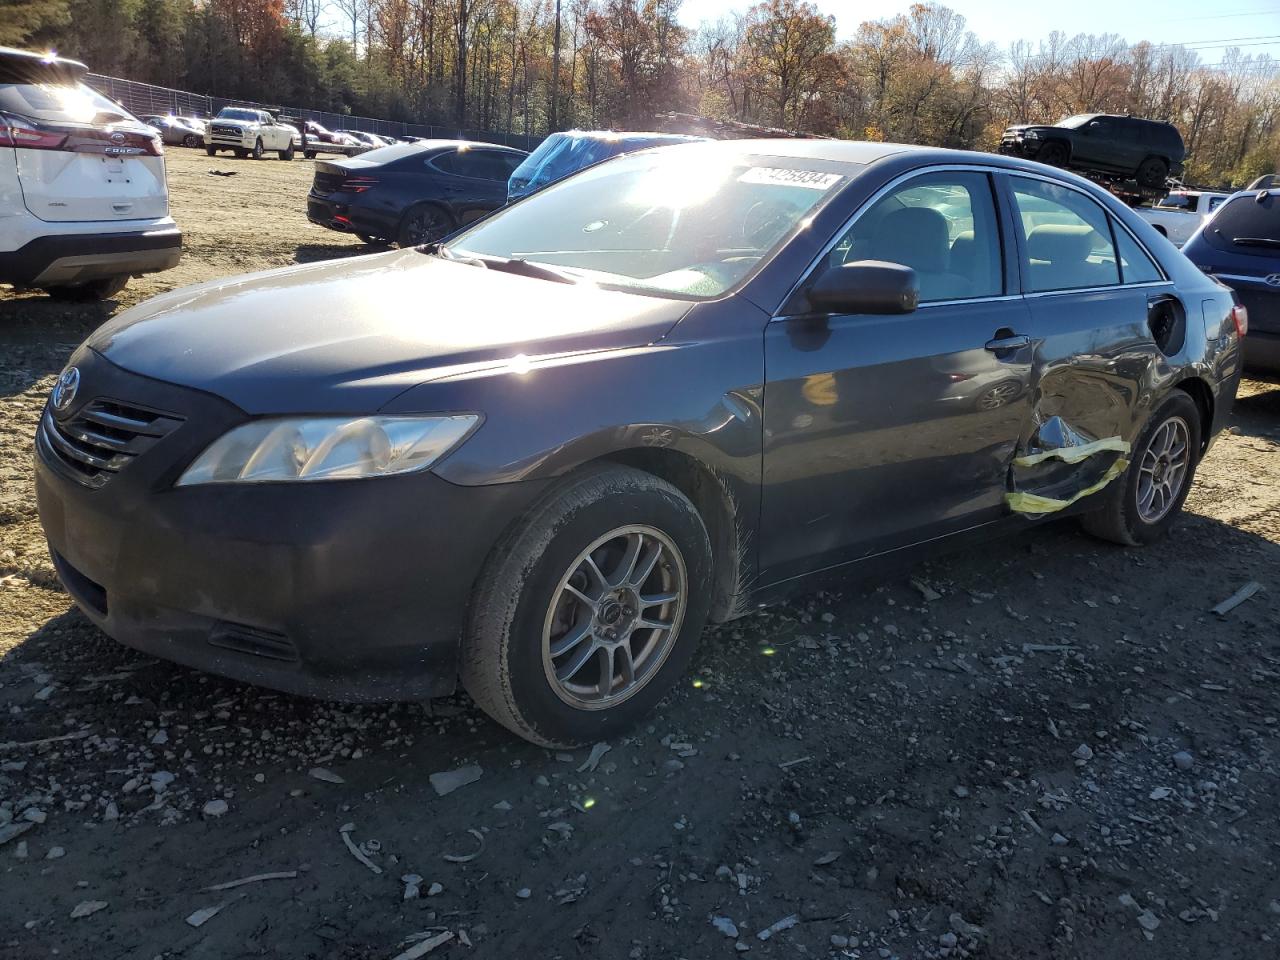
[1,78,167,222]
[440,148,519,222]
[1003,173,1171,504]
[760,167,1034,581]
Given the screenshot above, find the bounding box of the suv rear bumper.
[0,226,182,287]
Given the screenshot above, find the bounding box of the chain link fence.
[85,74,543,151]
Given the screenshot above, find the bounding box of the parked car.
[140,114,204,148]
[37,140,1242,745]
[291,120,364,159]
[507,130,705,201]
[1182,188,1277,374]
[999,114,1185,188]
[308,139,528,246]
[0,46,181,300]
[1137,189,1232,246]
[205,106,295,160]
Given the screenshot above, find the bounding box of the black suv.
[999,114,1184,188]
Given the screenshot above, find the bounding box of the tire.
[44,275,129,301]
[1080,392,1201,546]
[183,134,200,148]
[303,150,316,160]
[250,138,264,160]
[279,143,295,161]
[205,145,217,156]
[462,464,714,747]
[397,203,455,247]
[974,379,1022,411]
[356,233,381,244]
[1035,141,1068,167]
[1137,157,1169,189]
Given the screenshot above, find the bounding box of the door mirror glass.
[807,260,919,315]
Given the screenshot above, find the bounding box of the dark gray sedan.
[35,140,1244,746]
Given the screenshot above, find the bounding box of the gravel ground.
[2,149,1279,960]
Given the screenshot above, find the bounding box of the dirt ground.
[1,149,1279,960]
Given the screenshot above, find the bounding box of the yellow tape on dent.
[1013,436,1130,467]
[1005,459,1130,515]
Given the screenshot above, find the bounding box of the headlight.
[1024,130,1041,139]
[176,414,480,486]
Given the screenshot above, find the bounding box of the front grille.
[211,124,242,137]
[40,399,183,488]
[208,622,299,662]
[312,171,345,194]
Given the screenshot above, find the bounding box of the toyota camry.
[35,139,1244,747]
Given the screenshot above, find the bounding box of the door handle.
[985,333,1030,352]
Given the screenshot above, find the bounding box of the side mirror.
[806,260,919,315]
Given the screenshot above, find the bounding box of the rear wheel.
[462,465,713,747]
[304,150,316,160]
[1035,141,1068,167]
[250,138,264,160]
[1137,157,1169,188]
[397,203,454,246]
[44,275,130,301]
[183,134,200,148]
[279,143,295,161]
[1080,392,1201,546]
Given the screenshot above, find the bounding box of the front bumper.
[34,349,549,701]
[0,227,182,287]
[998,138,1039,157]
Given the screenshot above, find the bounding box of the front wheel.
[205,145,216,156]
[462,465,714,747]
[1080,392,1201,546]
[1137,157,1169,188]
[1035,141,1068,167]
[250,138,264,160]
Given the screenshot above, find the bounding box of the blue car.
[507,130,704,201]
[1182,188,1280,375]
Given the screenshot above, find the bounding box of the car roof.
[634,138,920,166]
[0,46,89,83]
[415,139,524,153]
[550,130,705,144]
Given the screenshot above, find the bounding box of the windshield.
[1203,192,1280,256]
[218,108,260,122]
[0,82,134,124]
[449,148,852,299]
[1056,114,1096,129]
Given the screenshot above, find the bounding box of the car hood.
[86,249,693,414]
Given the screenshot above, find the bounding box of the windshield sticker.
[738,167,842,190]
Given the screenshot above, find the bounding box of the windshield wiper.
[1231,236,1280,248]
[480,257,577,284]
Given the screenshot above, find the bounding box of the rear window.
[0,81,134,124]
[1201,193,1280,257]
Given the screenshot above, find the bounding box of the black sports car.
[307,139,528,246]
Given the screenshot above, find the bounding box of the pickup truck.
[287,119,366,159]
[1137,190,1232,246]
[205,107,296,160]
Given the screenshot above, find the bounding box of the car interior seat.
[1027,224,1112,289]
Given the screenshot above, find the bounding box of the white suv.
[0,46,181,300]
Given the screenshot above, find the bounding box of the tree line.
[5,0,1278,185]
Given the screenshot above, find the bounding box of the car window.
[1011,178,1120,292]
[827,171,1002,303]
[1112,223,1163,283]
[1156,194,1191,210]
[448,148,853,300]
[1088,118,1114,137]
[1200,191,1280,257]
[469,150,519,181]
[1207,196,1226,213]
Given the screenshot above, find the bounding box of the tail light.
[1230,303,1248,337]
[0,114,68,150]
[339,176,378,193]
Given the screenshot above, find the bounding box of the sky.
[675,0,1280,68]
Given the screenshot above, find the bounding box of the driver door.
[759,169,1034,583]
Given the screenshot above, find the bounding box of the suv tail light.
[0,114,68,150]
[339,175,378,193]
[1230,303,1248,337]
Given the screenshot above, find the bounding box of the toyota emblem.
[1266,274,1280,287]
[51,366,80,413]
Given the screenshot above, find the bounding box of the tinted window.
[830,171,1002,302]
[1200,192,1280,256]
[0,81,134,124]
[1011,177,1120,291]
[1113,223,1163,283]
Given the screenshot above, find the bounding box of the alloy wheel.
[403,207,450,245]
[1136,416,1190,523]
[541,525,687,710]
